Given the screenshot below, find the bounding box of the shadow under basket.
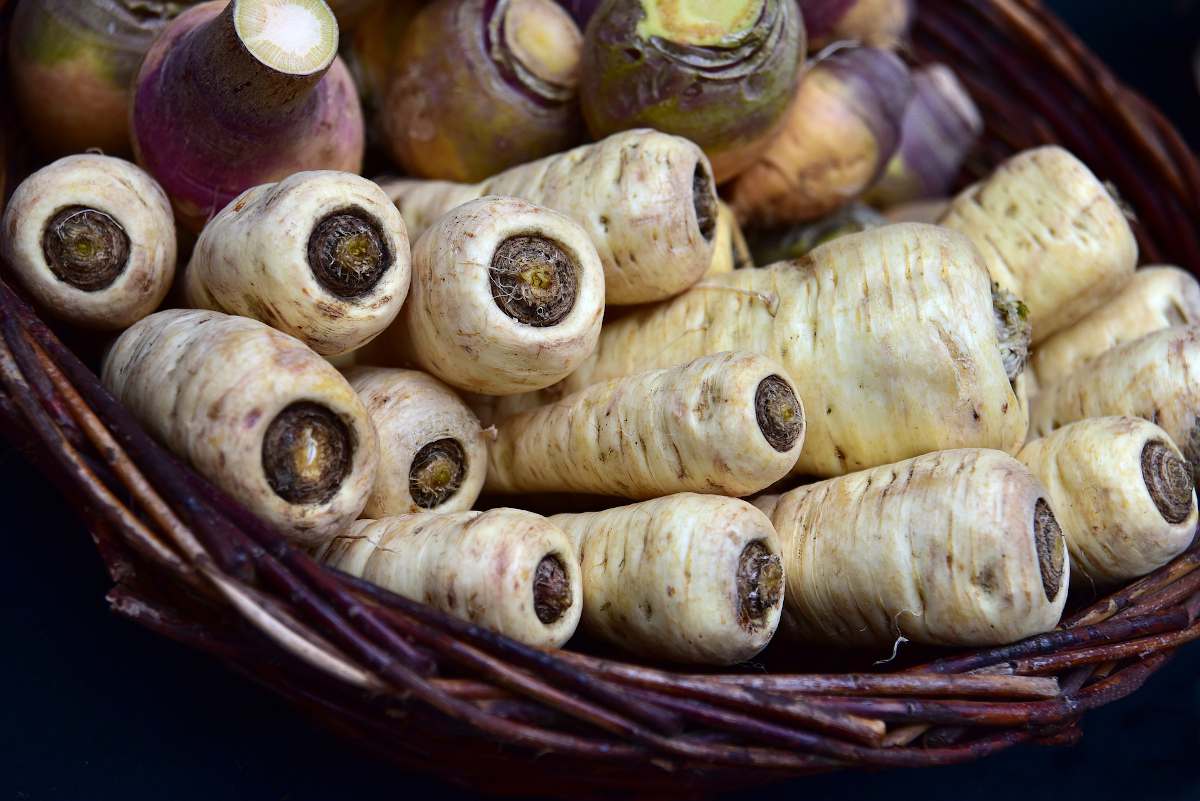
[4,1,1200,798]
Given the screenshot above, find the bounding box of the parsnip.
[316,510,582,648]
[1017,417,1197,587]
[487,223,1028,477]
[102,309,379,547]
[185,171,411,356]
[377,129,718,304]
[1031,325,1200,464]
[940,146,1137,343]
[387,196,604,395]
[1032,266,1200,387]
[704,201,749,276]
[486,352,804,499]
[550,494,784,665]
[345,367,487,517]
[757,449,1068,648]
[1,154,175,330]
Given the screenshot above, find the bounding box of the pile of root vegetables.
[3,0,1199,668]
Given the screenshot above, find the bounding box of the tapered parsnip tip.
[41,206,131,292]
[755,374,805,452]
[490,235,579,326]
[534,553,574,624]
[1143,440,1195,525]
[308,208,394,298]
[409,438,468,510]
[737,540,784,630]
[262,402,353,505]
[234,0,340,75]
[1034,499,1065,601]
[693,163,719,243]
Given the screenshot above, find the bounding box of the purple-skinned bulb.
[867,64,983,208]
[131,0,365,233]
[728,45,912,226]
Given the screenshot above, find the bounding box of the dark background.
[6,2,1200,799]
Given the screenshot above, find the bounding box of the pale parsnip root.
[1032,266,1200,387]
[1031,325,1200,464]
[704,201,743,277]
[344,367,487,517]
[1017,417,1197,587]
[1,154,175,330]
[316,509,582,648]
[387,195,604,395]
[378,129,718,304]
[550,494,784,665]
[486,352,804,499]
[940,146,1137,343]
[185,171,411,356]
[759,449,1068,648]
[487,223,1027,477]
[102,309,379,547]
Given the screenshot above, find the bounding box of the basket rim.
[3,0,1200,794]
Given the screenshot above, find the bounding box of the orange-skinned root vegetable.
[940,146,1138,344]
[727,45,912,226]
[184,170,411,356]
[345,367,487,516]
[580,0,805,183]
[388,196,604,395]
[379,130,718,305]
[755,449,1068,648]
[7,0,196,158]
[486,351,805,498]
[381,0,583,182]
[316,510,582,648]
[1032,266,1200,388]
[744,202,883,264]
[341,0,421,134]
[489,224,1028,477]
[798,0,912,50]
[1031,325,1200,465]
[866,64,982,207]
[101,309,379,547]
[1017,417,1197,588]
[550,493,784,664]
[704,201,751,276]
[131,0,365,233]
[1,154,176,330]
[325,0,376,29]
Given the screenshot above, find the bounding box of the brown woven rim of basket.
[4,0,1200,798]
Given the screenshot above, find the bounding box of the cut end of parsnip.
[693,163,718,243]
[262,401,353,505]
[408,438,468,510]
[533,553,573,625]
[41,206,131,292]
[1034,499,1065,601]
[755,374,804,453]
[489,235,579,327]
[234,0,339,76]
[736,540,783,630]
[1143,440,1195,525]
[307,208,393,299]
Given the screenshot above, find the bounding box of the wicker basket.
[3,1,1200,798]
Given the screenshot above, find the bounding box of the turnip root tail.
[41,207,131,292]
[489,235,578,326]
[307,209,393,298]
[755,374,804,452]
[262,402,353,505]
[1144,440,1194,524]
[1033,499,1064,601]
